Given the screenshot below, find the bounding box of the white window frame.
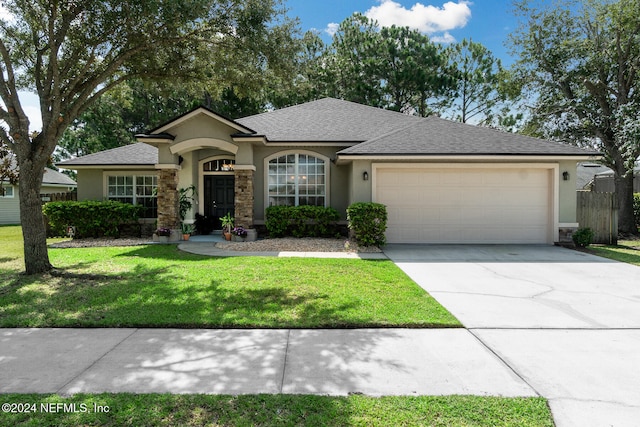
[0,185,14,198]
[264,150,330,208]
[103,172,158,218]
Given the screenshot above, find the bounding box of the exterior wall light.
[562,171,570,181]
[363,171,369,181]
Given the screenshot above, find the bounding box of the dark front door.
[204,175,235,229]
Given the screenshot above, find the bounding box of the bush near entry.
[265,205,340,237]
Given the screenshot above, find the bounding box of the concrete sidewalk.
[0,328,535,397]
[178,242,388,259]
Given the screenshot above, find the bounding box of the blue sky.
[7,1,520,132]
[285,0,518,65]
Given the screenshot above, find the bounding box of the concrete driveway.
[384,244,640,427]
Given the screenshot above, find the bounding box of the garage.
[375,165,554,244]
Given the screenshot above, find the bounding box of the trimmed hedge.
[347,202,387,247]
[43,200,142,238]
[634,193,640,227]
[265,205,340,238]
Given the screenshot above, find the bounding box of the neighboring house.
[58,98,599,244]
[1,166,77,225]
[576,162,612,190]
[576,162,640,193]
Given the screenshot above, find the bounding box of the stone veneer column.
[157,167,180,230]
[234,167,255,228]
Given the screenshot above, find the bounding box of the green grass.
[0,226,460,328]
[0,394,554,427]
[585,239,640,266]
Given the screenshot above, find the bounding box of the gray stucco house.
[1,165,77,225]
[58,97,599,244]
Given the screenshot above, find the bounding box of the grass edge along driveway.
[0,226,459,328]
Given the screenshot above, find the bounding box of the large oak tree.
[510,0,640,234]
[0,0,294,274]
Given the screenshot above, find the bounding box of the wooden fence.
[576,191,618,245]
[40,192,77,203]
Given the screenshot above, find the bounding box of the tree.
[447,39,521,128]
[0,0,295,274]
[319,13,455,116]
[510,0,640,234]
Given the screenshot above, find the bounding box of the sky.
[5,0,520,133]
[286,0,517,64]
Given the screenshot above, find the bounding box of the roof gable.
[147,106,255,136]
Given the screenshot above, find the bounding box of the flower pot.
[224,232,232,241]
[182,234,190,241]
[158,235,169,243]
[232,235,246,242]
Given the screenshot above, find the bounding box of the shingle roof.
[236,98,423,142]
[43,168,77,186]
[4,158,76,186]
[338,115,599,156]
[58,143,158,166]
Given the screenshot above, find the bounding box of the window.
[268,153,326,206]
[203,159,235,172]
[107,175,157,218]
[0,185,14,198]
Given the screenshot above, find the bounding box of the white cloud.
[325,22,339,37]
[430,31,456,43]
[0,3,14,23]
[365,0,471,34]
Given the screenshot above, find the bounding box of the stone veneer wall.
[234,169,254,228]
[157,168,179,230]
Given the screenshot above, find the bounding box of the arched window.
[267,153,327,206]
[203,159,235,172]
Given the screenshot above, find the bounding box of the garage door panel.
[376,167,552,244]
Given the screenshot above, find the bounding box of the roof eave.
[336,153,602,165]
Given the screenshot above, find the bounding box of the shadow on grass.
[0,393,553,427]
[0,261,375,328]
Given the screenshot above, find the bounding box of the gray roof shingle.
[58,143,158,166]
[43,168,77,186]
[236,98,423,142]
[338,115,599,156]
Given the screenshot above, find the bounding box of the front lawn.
[585,239,640,266]
[0,226,459,328]
[0,394,554,427]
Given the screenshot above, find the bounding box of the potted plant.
[156,227,171,243]
[181,223,195,241]
[220,212,234,241]
[232,226,248,242]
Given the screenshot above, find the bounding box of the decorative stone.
[234,169,254,228]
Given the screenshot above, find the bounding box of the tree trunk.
[615,170,638,236]
[18,159,53,274]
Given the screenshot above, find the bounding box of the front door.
[204,175,235,229]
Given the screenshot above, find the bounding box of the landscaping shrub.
[265,205,340,237]
[43,200,141,238]
[572,227,594,248]
[347,202,387,247]
[634,193,640,227]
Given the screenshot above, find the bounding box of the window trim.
[103,172,158,218]
[264,150,330,208]
[0,185,14,198]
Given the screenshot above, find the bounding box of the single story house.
[58,97,599,244]
[1,165,77,224]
